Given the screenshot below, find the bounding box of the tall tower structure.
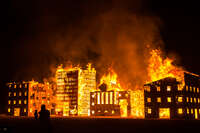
[55,64,96,116]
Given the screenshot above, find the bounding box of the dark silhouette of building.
[144,72,200,120]
[7,82,29,116]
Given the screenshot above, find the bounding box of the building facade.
[55,64,96,116]
[90,91,131,117]
[7,82,29,116]
[144,72,200,120]
[7,81,55,116]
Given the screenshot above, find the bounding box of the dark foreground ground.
[0,117,200,133]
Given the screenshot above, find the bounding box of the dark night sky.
[1,0,200,113]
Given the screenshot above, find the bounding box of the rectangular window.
[101,92,104,104]
[194,87,196,92]
[187,97,189,102]
[157,86,161,92]
[105,92,108,104]
[147,98,151,103]
[167,97,171,102]
[191,109,193,114]
[8,108,10,113]
[19,100,21,104]
[157,97,161,103]
[178,84,183,91]
[97,92,100,104]
[19,92,22,96]
[190,86,192,92]
[186,86,188,91]
[24,100,27,104]
[14,85,16,88]
[147,108,151,114]
[8,100,11,104]
[178,108,183,114]
[187,108,189,114]
[159,108,170,119]
[91,110,95,114]
[197,88,199,93]
[144,86,150,92]
[14,93,16,96]
[194,98,196,103]
[178,97,183,102]
[14,100,16,104]
[24,92,27,96]
[8,92,11,97]
[167,86,171,91]
[24,108,26,113]
[190,98,193,103]
[195,109,198,119]
[110,92,113,104]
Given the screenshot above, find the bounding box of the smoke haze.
[10,0,163,89]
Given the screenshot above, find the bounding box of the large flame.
[100,67,123,91]
[99,67,144,118]
[147,49,185,88]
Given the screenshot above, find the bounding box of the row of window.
[147,96,183,103]
[147,108,200,115]
[8,92,27,97]
[9,84,28,89]
[147,97,171,103]
[145,85,200,93]
[147,96,200,104]
[185,86,200,93]
[8,100,27,105]
[145,86,172,92]
[91,110,115,114]
[8,108,27,113]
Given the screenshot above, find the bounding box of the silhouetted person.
[39,105,50,121]
[39,105,52,133]
[34,110,38,120]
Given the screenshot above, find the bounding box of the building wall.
[66,70,79,116]
[90,91,130,117]
[7,82,29,116]
[144,73,200,120]
[184,73,200,119]
[78,67,96,116]
[28,82,55,116]
[55,64,96,116]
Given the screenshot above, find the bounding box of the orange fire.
[100,67,123,91]
[147,49,185,89]
[99,67,144,118]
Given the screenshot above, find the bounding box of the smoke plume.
[13,0,163,89]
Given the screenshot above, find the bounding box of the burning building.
[7,82,29,116]
[7,80,55,116]
[144,72,200,120]
[55,63,96,116]
[90,91,131,117]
